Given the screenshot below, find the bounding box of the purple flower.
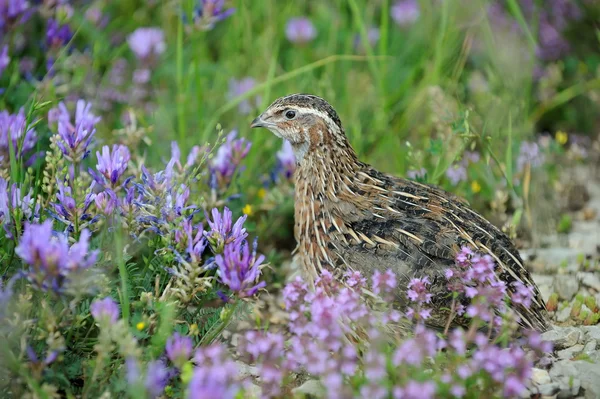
[345,270,367,289]
[90,297,120,324]
[210,130,251,189]
[0,0,32,30]
[127,27,166,60]
[193,0,235,31]
[355,27,380,52]
[168,141,204,172]
[406,167,426,180]
[407,276,432,304]
[0,108,37,168]
[95,144,131,186]
[215,239,266,298]
[26,346,60,367]
[450,385,466,397]
[395,381,436,399]
[363,349,387,380]
[470,343,531,397]
[464,151,480,163]
[455,246,473,266]
[16,221,98,291]
[445,164,467,185]
[0,45,9,77]
[126,357,141,385]
[517,141,544,172]
[175,219,207,263]
[238,331,286,397]
[85,7,103,25]
[95,189,118,215]
[46,18,72,48]
[51,179,96,227]
[0,178,39,230]
[145,360,168,398]
[228,77,261,114]
[204,206,247,252]
[510,281,534,308]
[285,17,317,44]
[51,100,101,162]
[189,344,241,399]
[276,140,295,179]
[391,0,420,27]
[164,183,192,218]
[165,332,193,368]
[371,269,397,298]
[133,68,151,84]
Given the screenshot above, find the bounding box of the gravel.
[526,170,600,399]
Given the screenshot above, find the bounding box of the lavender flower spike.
[90,297,120,324]
[127,27,166,60]
[276,140,295,179]
[210,130,252,189]
[16,221,98,291]
[0,108,37,168]
[286,17,317,44]
[94,189,118,215]
[188,344,241,399]
[145,360,168,397]
[52,99,101,162]
[0,45,9,77]
[228,77,261,114]
[204,206,247,253]
[215,239,266,298]
[192,0,235,31]
[391,0,420,27]
[165,332,193,368]
[96,144,131,186]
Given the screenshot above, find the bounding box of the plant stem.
[199,299,240,346]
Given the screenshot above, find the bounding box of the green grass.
[146,1,516,169]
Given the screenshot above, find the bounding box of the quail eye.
[285,110,297,120]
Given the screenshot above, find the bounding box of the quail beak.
[250,114,268,128]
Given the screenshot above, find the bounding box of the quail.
[251,93,549,332]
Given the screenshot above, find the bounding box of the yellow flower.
[136,321,145,331]
[242,204,253,216]
[189,323,199,336]
[555,130,568,145]
[471,180,481,193]
[257,188,267,199]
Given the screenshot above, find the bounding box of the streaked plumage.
[251,93,549,332]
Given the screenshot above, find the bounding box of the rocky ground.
[523,166,600,399]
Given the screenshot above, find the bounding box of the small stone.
[550,360,581,398]
[292,380,326,397]
[532,368,552,385]
[537,382,560,396]
[235,361,258,379]
[582,207,596,221]
[555,305,572,323]
[572,359,600,399]
[578,272,600,291]
[583,339,596,353]
[582,325,600,341]
[556,344,584,360]
[554,275,580,300]
[533,274,555,302]
[543,326,583,349]
[521,248,581,273]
